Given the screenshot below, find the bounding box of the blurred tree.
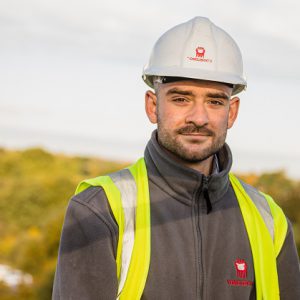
[0,147,127,299]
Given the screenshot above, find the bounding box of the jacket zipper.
[202,176,212,214]
[195,175,211,299]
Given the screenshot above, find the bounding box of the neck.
[160,145,214,177]
[182,156,214,176]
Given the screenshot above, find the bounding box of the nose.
[185,102,209,127]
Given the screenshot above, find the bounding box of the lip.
[180,133,211,142]
[180,133,210,136]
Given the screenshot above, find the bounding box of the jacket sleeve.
[277,219,300,300]
[52,187,119,300]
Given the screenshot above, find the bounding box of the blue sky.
[1,0,300,177]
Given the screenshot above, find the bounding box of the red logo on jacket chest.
[235,259,247,278]
[227,258,254,287]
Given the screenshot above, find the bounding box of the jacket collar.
[144,130,232,207]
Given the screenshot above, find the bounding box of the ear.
[145,90,158,124]
[227,97,240,129]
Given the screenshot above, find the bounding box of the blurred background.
[0,0,299,299]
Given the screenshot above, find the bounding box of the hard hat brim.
[143,66,247,96]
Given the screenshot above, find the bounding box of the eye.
[207,99,225,106]
[172,97,189,103]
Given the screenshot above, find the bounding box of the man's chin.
[174,140,225,162]
[173,147,214,163]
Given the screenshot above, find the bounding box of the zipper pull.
[203,176,212,214]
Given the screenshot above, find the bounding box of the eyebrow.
[206,92,230,101]
[166,88,230,100]
[165,88,196,97]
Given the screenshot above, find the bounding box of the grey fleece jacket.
[53,132,300,300]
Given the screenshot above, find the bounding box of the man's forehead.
[159,79,233,97]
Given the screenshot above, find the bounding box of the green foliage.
[0,147,299,299]
[0,147,127,299]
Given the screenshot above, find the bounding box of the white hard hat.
[142,17,247,95]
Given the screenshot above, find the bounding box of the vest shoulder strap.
[237,177,288,256]
[75,158,150,300]
[239,181,274,236]
[260,192,288,257]
[229,173,288,300]
[109,169,137,297]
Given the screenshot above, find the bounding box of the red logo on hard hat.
[195,47,205,58]
[187,46,212,63]
[234,259,247,278]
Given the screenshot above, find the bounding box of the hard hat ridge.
[142,16,247,95]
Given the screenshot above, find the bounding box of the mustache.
[177,125,214,136]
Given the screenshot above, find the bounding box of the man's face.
[145,80,240,163]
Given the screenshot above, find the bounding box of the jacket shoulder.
[71,185,118,230]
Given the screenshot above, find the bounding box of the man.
[53,17,300,299]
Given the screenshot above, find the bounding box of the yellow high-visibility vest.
[76,158,287,300]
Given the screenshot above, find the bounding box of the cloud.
[1,0,299,68]
[1,0,299,90]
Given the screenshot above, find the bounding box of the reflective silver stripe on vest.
[239,180,274,241]
[110,169,137,297]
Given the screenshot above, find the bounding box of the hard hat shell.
[142,17,247,95]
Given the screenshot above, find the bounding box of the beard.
[157,120,227,163]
